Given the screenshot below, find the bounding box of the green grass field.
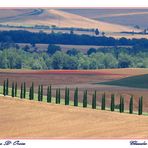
[98,74,148,89]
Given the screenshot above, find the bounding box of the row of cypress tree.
[2,79,144,115]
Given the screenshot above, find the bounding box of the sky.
[0,0,148,7]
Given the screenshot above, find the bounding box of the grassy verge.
[0,86,147,116]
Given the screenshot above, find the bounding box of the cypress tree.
[6,78,9,95]
[65,87,69,105]
[122,96,124,112]
[11,82,15,97]
[101,93,106,110]
[67,88,70,105]
[3,80,6,96]
[110,94,115,111]
[23,82,26,98]
[120,95,124,113]
[38,85,41,101]
[20,83,23,99]
[83,90,87,108]
[56,89,58,104]
[65,87,67,105]
[31,82,34,100]
[129,95,133,114]
[15,82,17,97]
[47,85,52,103]
[40,84,43,101]
[58,88,61,104]
[74,87,78,106]
[92,90,96,109]
[29,86,32,100]
[138,96,143,115]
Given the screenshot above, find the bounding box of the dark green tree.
[110,94,115,111]
[6,78,9,95]
[95,28,99,36]
[58,88,61,104]
[92,90,96,109]
[40,85,43,101]
[23,82,26,98]
[15,82,17,97]
[65,87,69,105]
[138,96,143,115]
[74,87,78,106]
[47,85,52,103]
[29,87,32,100]
[56,89,58,104]
[11,82,15,97]
[129,95,133,114]
[31,82,34,100]
[120,95,124,113]
[3,80,6,96]
[101,93,106,110]
[20,83,23,99]
[38,85,41,101]
[83,90,87,108]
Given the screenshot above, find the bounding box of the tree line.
[1,46,148,69]
[1,30,148,49]
[2,79,144,115]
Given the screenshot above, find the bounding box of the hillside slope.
[0,96,148,138]
[0,9,135,32]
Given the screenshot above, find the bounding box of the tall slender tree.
[3,80,6,96]
[23,82,26,98]
[29,86,32,100]
[58,88,61,104]
[15,82,17,97]
[31,82,34,100]
[20,83,23,99]
[74,87,78,106]
[138,96,143,115]
[92,90,96,109]
[6,78,9,95]
[47,85,52,103]
[110,94,115,111]
[101,93,106,110]
[40,85,43,101]
[56,88,58,104]
[129,95,133,114]
[65,87,69,105]
[83,90,87,108]
[11,82,15,97]
[38,85,41,101]
[120,95,124,113]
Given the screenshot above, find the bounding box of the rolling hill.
[99,74,148,89]
[0,9,136,32]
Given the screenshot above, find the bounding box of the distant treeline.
[1,30,148,48]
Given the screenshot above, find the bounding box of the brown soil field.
[0,68,148,112]
[0,96,148,138]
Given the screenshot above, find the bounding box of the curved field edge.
[0,96,148,138]
[97,74,148,89]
